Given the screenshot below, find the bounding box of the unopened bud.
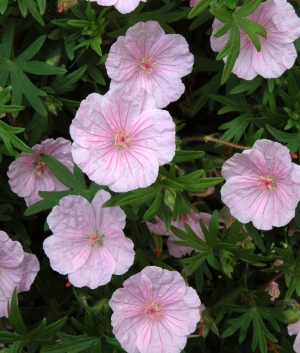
[220,250,236,278]
[282,309,300,324]
[93,298,109,312]
[58,0,77,12]
[265,281,280,301]
[164,188,176,211]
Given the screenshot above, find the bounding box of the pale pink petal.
[190,0,199,6]
[0,297,9,318]
[111,305,145,353]
[114,0,146,14]
[294,333,300,353]
[17,253,40,292]
[68,247,116,288]
[91,189,126,230]
[104,233,135,275]
[288,321,300,336]
[210,17,229,54]
[137,319,187,353]
[252,41,296,79]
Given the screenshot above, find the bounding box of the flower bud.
[282,309,300,324]
[164,188,176,211]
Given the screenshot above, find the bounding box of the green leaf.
[0,0,8,14]
[1,19,15,59]
[43,335,99,353]
[41,154,84,190]
[23,191,78,216]
[8,340,27,353]
[265,124,300,152]
[234,0,262,17]
[33,317,67,339]
[143,187,164,221]
[14,36,46,63]
[172,150,205,163]
[17,61,67,75]
[188,0,212,19]
[103,185,161,208]
[245,222,265,252]
[0,332,20,344]
[8,288,28,335]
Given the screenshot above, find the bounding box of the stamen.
[34,160,47,176]
[144,302,162,319]
[87,230,103,250]
[258,175,276,191]
[139,57,157,74]
[114,128,132,149]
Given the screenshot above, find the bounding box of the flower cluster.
[7,138,74,207]
[0,231,39,317]
[147,210,211,257]
[211,0,300,80]
[220,139,300,230]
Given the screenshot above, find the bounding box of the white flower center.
[114,128,132,149]
[257,174,277,191]
[139,56,157,74]
[144,302,162,319]
[87,230,104,250]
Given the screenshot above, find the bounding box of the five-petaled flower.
[7,138,74,206]
[105,21,194,108]
[221,139,300,230]
[210,0,300,80]
[70,85,175,192]
[43,190,135,289]
[109,266,201,353]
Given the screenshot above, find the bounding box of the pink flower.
[43,190,134,289]
[8,138,74,206]
[0,231,39,317]
[109,266,201,353]
[221,139,300,231]
[90,0,146,14]
[265,281,280,301]
[288,320,300,353]
[210,0,300,80]
[105,21,194,108]
[147,211,211,258]
[70,86,175,192]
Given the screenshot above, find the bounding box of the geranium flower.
[43,190,135,289]
[105,21,194,108]
[221,139,300,230]
[90,0,146,14]
[288,320,300,353]
[210,0,300,80]
[147,211,211,258]
[70,86,175,192]
[109,266,201,353]
[8,138,74,206]
[0,231,39,317]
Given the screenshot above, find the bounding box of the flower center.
[179,214,189,223]
[139,56,157,74]
[114,128,132,149]
[87,230,104,250]
[34,160,48,176]
[258,175,277,191]
[144,302,162,319]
